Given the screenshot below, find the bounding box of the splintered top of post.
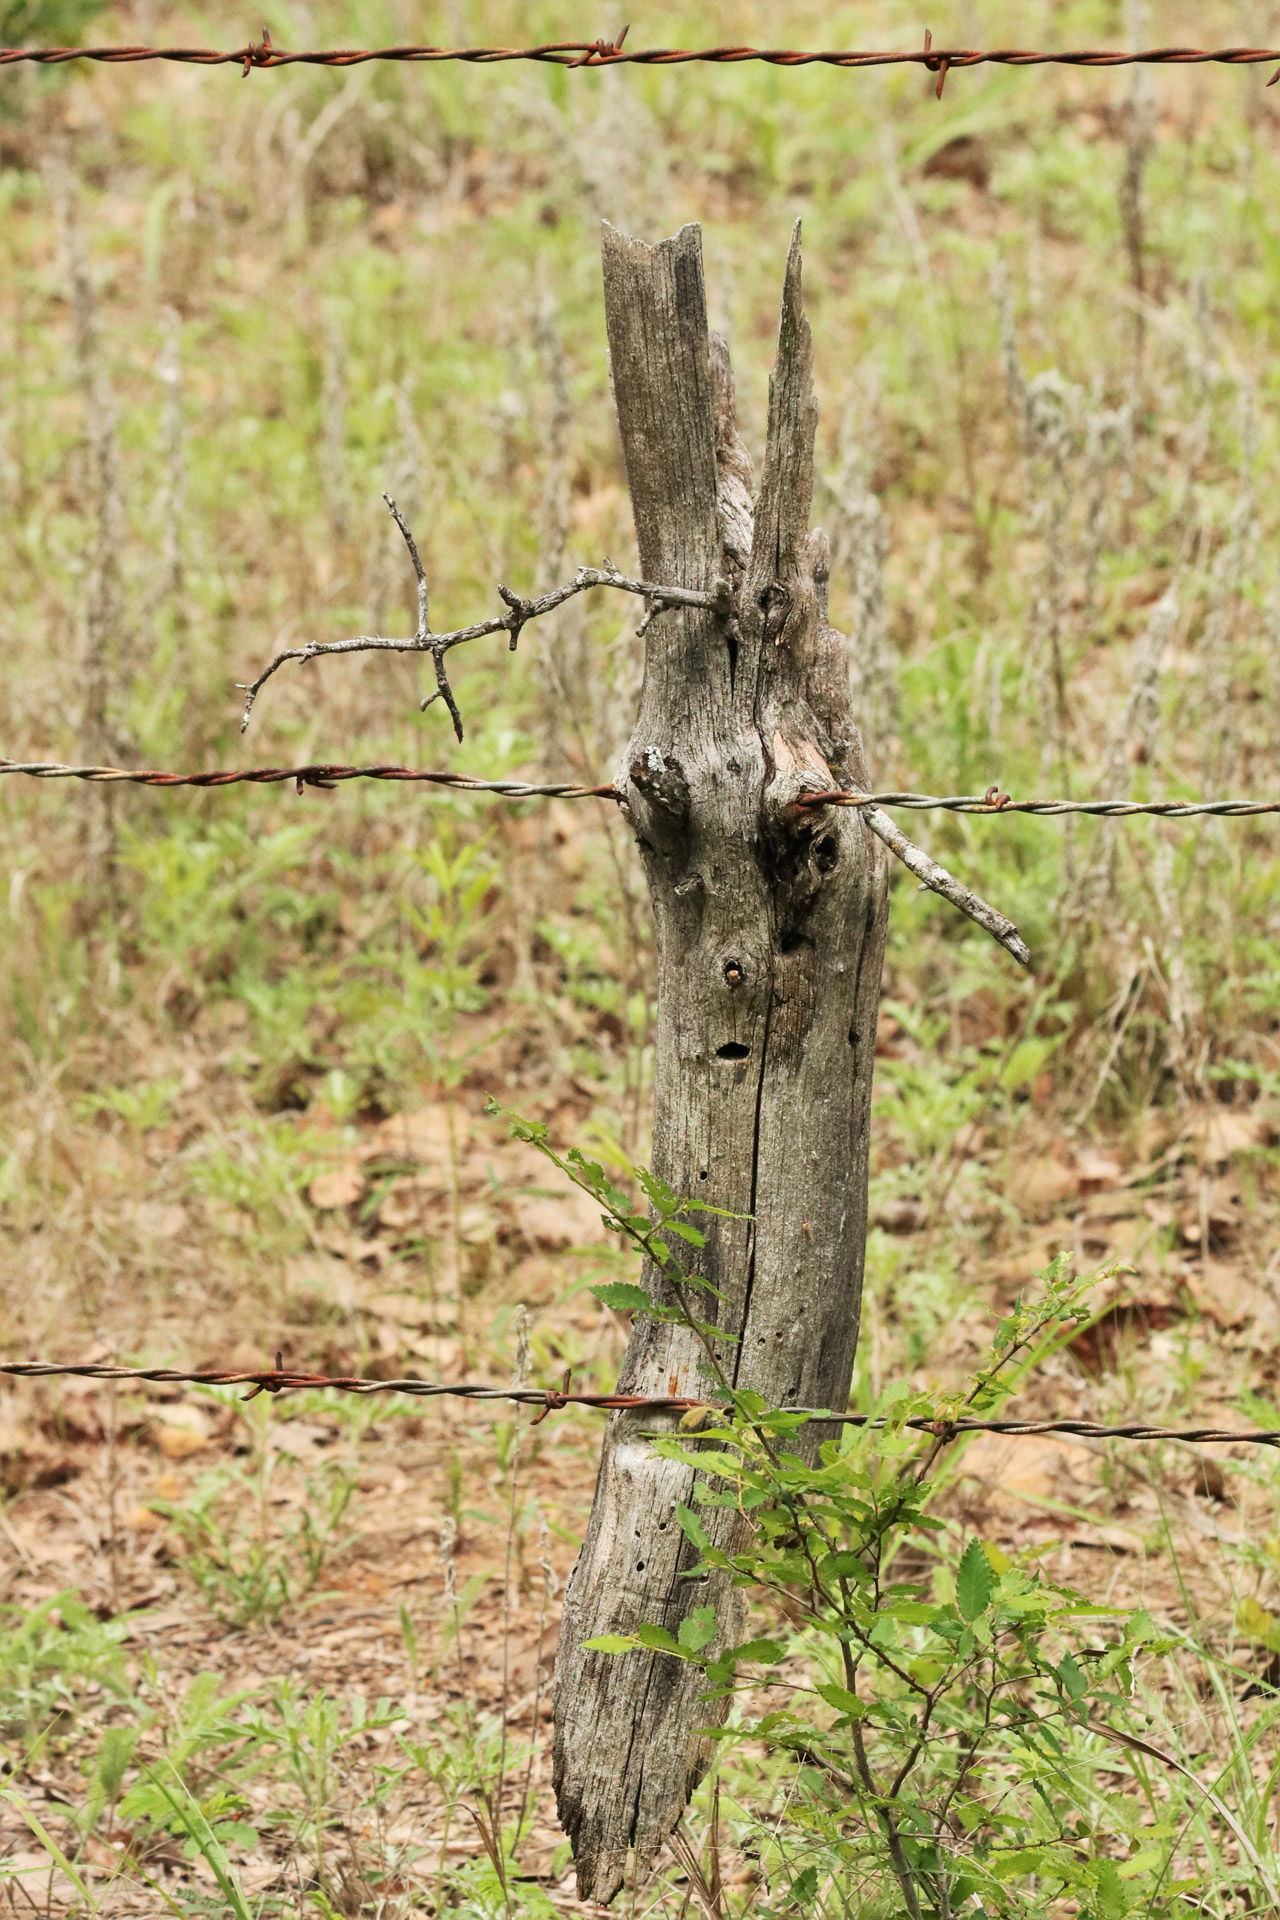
[748,219,817,599]
[600,221,723,590]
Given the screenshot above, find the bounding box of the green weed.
[0,1591,132,1756]
[153,1396,359,1628]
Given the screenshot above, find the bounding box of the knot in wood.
[497,583,536,651]
[628,748,690,821]
[759,581,793,648]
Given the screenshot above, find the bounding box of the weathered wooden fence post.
[553,220,890,1902]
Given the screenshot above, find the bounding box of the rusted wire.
[3,34,1280,100]
[0,1358,669,1411]
[5,760,1280,822]
[0,760,620,801]
[0,1359,1274,1449]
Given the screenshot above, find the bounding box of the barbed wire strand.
[5,760,1280,820]
[0,761,619,800]
[799,788,1280,820]
[0,1359,1273,1448]
[3,34,1280,102]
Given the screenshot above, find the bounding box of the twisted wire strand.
[3,40,1280,79]
[0,1360,1273,1447]
[5,761,1280,820]
[0,1360,653,1408]
[802,789,1280,819]
[0,761,619,800]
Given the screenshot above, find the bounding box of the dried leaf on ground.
[1184,1259,1280,1338]
[366,1104,468,1164]
[285,1253,359,1311]
[1075,1149,1122,1195]
[956,1432,1097,1511]
[309,1161,367,1210]
[507,1187,609,1251]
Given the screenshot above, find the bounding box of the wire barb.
[923,28,950,99]
[241,26,272,77]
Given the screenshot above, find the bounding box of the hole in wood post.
[715,1042,750,1060]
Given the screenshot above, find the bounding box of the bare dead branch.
[237,494,726,740]
[384,491,428,630]
[862,805,1031,967]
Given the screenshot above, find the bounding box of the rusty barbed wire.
[5,760,1280,822]
[0,1359,1274,1449]
[3,32,1280,100]
[0,1358,665,1413]
[0,760,620,800]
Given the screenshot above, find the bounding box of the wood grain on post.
[552,222,890,1902]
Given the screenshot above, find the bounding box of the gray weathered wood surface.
[552,220,889,1904]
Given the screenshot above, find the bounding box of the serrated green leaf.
[815,1680,863,1717]
[582,1634,637,1655]
[1124,1607,1157,1644]
[591,1282,653,1313]
[790,1866,820,1905]
[676,1503,711,1551]
[637,1167,681,1215]
[956,1540,994,1621]
[822,1550,871,1581]
[662,1220,706,1248]
[1094,1858,1130,1919]
[1119,1849,1164,1879]
[635,1624,681,1654]
[678,1607,717,1653]
[885,1599,938,1624]
[679,1450,744,1478]
[1056,1652,1088,1701]
[732,1637,786,1665]
[909,1657,948,1686]
[1000,1588,1051,1617]
[676,1270,725,1298]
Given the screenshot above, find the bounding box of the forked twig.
[237,495,726,741]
